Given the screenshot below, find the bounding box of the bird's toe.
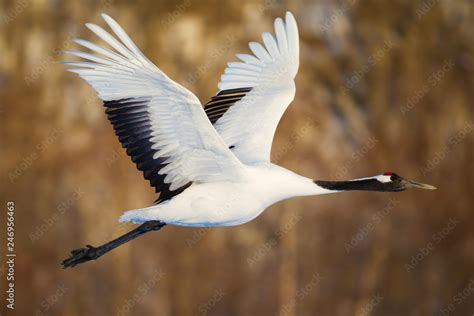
[62,245,101,268]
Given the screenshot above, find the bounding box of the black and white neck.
[313,172,436,193]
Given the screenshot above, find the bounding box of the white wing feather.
[64,14,244,194]
[214,12,300,163]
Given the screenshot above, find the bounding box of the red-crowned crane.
[62,12,435,268]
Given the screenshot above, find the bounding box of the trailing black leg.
[62,220,166,269]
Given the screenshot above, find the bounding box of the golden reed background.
[1,0,473,315]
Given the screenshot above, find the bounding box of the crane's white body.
[65,12,340,227]
[120,164,333,226]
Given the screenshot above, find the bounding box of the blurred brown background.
[1,0,473,315]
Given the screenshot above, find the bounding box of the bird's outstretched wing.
[204,12,299,163]
[64,14,243,203]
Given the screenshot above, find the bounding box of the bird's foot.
[61,221,165,269]
[62,244,103,269]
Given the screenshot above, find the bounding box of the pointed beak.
[403,179,437,190]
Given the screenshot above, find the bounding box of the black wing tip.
[216,87,253,96]
[104,97,191,204]
[204,87,253,124]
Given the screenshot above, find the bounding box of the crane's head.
[374,172,437,192]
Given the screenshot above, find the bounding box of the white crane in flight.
[62,12,435,268]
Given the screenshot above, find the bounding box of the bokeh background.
[1,0,473,315]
